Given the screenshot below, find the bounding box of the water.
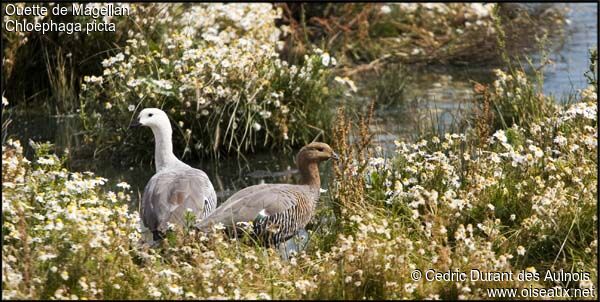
[541,3,597,97]
[6,3,597,206]
[366,3,597,151]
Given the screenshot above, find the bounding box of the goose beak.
[330,152,339,161]
[129,121,142,129]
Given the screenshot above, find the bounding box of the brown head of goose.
[195,142,338,247]
[130,108,217,243]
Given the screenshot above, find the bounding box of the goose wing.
[195,184,304,231]
[141,168,216,234]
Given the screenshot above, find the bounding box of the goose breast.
[142,167,217,235]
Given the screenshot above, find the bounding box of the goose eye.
[317,148,324,152]
[148,113,154,117]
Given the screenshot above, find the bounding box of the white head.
[130,108,171,131]
[130,108,180,170]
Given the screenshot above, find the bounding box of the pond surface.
[540,3,597,97]
[368,2,598,152]
[7,3,597,207]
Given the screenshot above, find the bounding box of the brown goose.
[130,108,217,243]
[195,142,338,246]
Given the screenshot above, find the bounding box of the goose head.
[297,142,339,163]
[129,108,171,131]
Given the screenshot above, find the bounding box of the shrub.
[79,3,337,162]
[2,139,140,299]
[350,98,597,297]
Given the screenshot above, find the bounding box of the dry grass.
[331,101,375,219]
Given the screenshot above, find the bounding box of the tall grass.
[44,49,78,115]
[2,95,11,145]
[1,3,130,115]
[487,6,558,131]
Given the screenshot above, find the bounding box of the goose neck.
[151,126,179,171]
[298,160,321,188]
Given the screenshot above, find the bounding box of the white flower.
[492,130,507,143]
[128,105,135,112]
[212,223,226,231]
[127,79,142,87]
[570,144,580,152]
[259,110,272,119]
[152,79,173,90]
[517,246,526,256]
[404,283,416,293]
[60,271,69,281]
[380,5,392,14]
[116,182,131,190]
[553,135,567,147]
[88,75,103,84]
[158,269,181,279]
[38,253,58,261]
[37,157,56,165]
[168,284,183,295]
[2,96,8,106]
[321,53,331,66]
[528,145,543,158]
[149,287,162,298]
[470,3,493,18]
[257,293,271,299]
[221,59,230,68]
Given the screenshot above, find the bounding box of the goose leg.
[277,242,291,261]
[277,229,310,260]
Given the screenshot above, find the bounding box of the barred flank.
[253,192,315,247]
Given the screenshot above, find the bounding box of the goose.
[129,108,217,243]
[195,142,338,247]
